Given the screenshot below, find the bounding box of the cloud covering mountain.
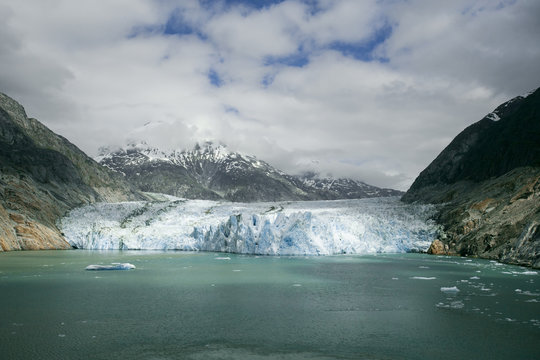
[1,0,539,190]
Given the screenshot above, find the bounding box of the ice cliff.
[60,197,439,255]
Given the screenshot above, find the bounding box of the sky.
[1,0,539,190]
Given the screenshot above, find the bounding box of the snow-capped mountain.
[97,141,403,202]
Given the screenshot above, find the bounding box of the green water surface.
[0,251,538,359]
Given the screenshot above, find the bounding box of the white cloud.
[0,0,539,191]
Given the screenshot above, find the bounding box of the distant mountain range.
[97,141,402,202]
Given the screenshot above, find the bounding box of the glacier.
[59,197,439,255]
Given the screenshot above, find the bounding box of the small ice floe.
[232,269,242,272]
[58,334,66,338]
[411,276,436,280]
[419,266,430,269]
[215,257,231,260]
[436,301,464,309]
[292,284,302,287]
[85,263,136,271]
[441,286,460,293]
[513,271,538,275]
[526,299,539,303]
[504,318,516,322]
[392,277,399,280]
[470,276,480,280]
[451,301,464,309]
[518,291,540,296]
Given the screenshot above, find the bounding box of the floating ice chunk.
[85,263,135,271]
[441,286,460,293]
[450,301,464,309]
[470,276,480,280]
[411,276,436,280]
[515,271,538,275]
[436,301,464,309]
[215,257,231,260]
[292,284,302,287]
[392,277,399,280]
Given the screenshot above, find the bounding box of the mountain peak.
[97,141,402,202]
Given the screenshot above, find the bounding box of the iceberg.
[85,263,136,271]
[440,286,460,293]
[60,197,439,256]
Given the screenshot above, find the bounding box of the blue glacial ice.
[60,197,439,255]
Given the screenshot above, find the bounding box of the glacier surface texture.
[60,197,439,255]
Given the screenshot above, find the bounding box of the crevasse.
[59,197,439,255]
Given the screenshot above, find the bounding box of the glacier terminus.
[60,197,439,255]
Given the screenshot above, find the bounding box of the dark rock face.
[98,142,402,202]
[403,88,540,267]
[0,93,142,251]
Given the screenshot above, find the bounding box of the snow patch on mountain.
[486,112,501,121]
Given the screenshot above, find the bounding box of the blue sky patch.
[128,9,204,39]
[224,105,240,114]
[127,24,162,38]
[261,73,275,87]
[164,10,196,36]
[328,21,392,62]
[208,69,224,87]
[264,52,310,68]
[201,0,287,11]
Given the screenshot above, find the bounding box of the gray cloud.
[0,0,539,190]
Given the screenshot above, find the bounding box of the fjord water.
[0,251,538,360]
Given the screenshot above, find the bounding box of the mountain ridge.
[402,87,540,268]
[0,92,145,251]
[97,140,402,202]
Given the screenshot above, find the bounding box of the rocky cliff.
[0,93,143,251]
[402,88,540,267]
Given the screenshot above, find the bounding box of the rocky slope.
[0,93,143,251]
[98,141,402,202]
[402,88,540,267]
